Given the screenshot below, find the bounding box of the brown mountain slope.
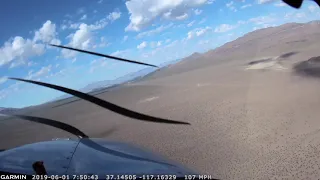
[142,21,320,80]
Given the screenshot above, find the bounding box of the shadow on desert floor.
[293,56,320,78]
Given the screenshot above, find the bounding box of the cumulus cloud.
[62,23,93,58]
[125,0,208,31]
[214,24,235,33]
[136,23,173,38]
[33,20,61,45]
[107,10,121,22]
[61,18,109,58]
[137,41,147,49]
[0,36,45,67]
[26,65,52,80]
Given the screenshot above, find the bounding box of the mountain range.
[4,20,320,109]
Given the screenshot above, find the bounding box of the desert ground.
[2,22,320,179]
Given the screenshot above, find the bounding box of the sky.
[0,0,319,108]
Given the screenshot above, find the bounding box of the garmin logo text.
[0,175,27,179]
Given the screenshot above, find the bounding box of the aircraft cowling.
[0,138,196,176]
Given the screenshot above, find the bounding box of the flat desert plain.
[2,21,320,179]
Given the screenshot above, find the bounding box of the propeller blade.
[1,113,175,166]
[50,44,158,68]
[0,113,88,139]
[9,78,191,125]
[282,0,303,8]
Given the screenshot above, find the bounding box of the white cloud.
[70,23,80,29]
[80,14,87,20]
[308,5,317,13]
[136,23,173,38]
[274,2,286,7]
[0,36,45,67]
[137,41,147,49]
[62,23,93,58]
[194,9,202,15]
[174,13,189,20]
[164,40,178,48]
[249,15,275,25]
[226,1,234,7]
[0,77,7,84]
[96,37,109,48]
[70,24,92,48]
[150,41,162,48]
[33,20,61,45]
[107,10,121,22]
[61,17,109,58]
[226,1,237,12]
[241,4,252,9]
[207,0,215,4]
[214,24,235,33]
[61,24,68,30]
[257,0,277,4]
[125,0,208,31]
[187,20,195,27]
[196,27,211,36]
[9,60,26,69]
[63,14,109,31]
[89,18,108,30]
[26,65,52,80]
[187,31,194,40]
[187,26,212,40]
[111,49,131,57]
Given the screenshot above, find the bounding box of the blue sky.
[0,0,319,108]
